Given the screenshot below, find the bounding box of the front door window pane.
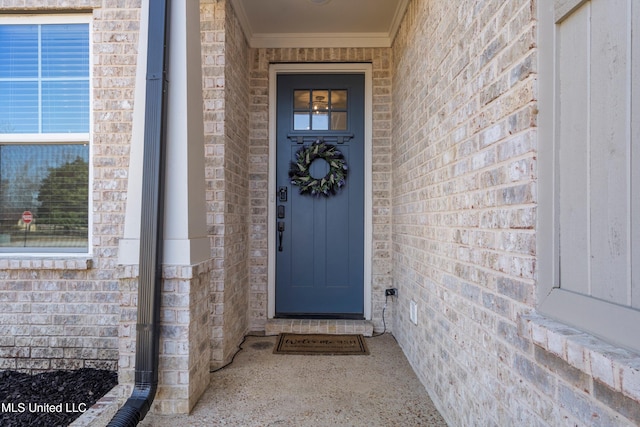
[294,112,310,130]
[294,90,310,109]
[331,90,347,109]
[331,112,347,130]
[293,88,349,131]
[311,90,329,113]
[311,112,329,130]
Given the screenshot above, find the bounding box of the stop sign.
[22,211,33,225]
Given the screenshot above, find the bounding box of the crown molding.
[388,0,410,44]
[229,0,252,42]
[250,32,392,48]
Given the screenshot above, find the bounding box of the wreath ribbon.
[289,139,348,197]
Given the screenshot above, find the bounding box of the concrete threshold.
[265,318,374,336]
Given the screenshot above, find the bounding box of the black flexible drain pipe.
[108,1,170,426]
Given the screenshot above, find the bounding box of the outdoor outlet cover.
[409,300,418,325]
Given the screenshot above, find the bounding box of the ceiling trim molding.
[250,32,392,49]
[229,0,252,41]
[229,0,407,49]
[388,0,410,44]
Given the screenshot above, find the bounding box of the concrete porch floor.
[139,333,448,426]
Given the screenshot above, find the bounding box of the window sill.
[519,313,640,403]
[0,257,92,270]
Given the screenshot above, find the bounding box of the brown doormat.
[273,333,369,355]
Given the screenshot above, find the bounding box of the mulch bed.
[0,368,117,427]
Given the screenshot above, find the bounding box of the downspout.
[108,1,170,426]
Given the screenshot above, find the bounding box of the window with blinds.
[0,18,90,253]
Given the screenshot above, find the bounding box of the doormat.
[273,333,369,355]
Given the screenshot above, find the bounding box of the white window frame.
[537,0,640,353]
[0,14,93,257]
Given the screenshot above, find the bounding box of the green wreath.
[289,140,348,196]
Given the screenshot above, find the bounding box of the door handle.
[278,222,285,252]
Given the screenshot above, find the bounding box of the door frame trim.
[267,63,373,320]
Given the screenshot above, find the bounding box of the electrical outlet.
[409,300,418,325]
[385,288,397,297]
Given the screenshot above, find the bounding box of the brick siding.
[200,0,251,367]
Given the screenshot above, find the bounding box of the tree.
[37,157,88,229]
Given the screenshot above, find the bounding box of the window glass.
[294,112,310,131]
[0,25,38,78]
[311,90,329,113]
[0,145,89,251]
[331,90,347,109]
[0,23,90,134]
[331,112,347,131]
[0,81,38,133]
[42,81,90,133]
[292,88,348,131]
[294,90,310,109]
[311,112,329,130]
[41,24,89,78]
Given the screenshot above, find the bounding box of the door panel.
[276,73,364,317]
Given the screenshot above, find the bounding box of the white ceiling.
[229,0,409,48]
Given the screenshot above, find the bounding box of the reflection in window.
[0,145,89,251]
[331,112,347,131]
[312,112,329,130]
[293,88,348,131]
[294,112,310,131]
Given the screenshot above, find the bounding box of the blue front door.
[275,73,365,318]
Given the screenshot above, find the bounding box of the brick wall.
[0,0,135,374]
[391,1,638,426]
[201,0,251,366]
[248,47,394,332]
[220,0,250,364]
[200,0,226,365]
[118,261,212,414]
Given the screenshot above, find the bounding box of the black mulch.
[0,368,117,427]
